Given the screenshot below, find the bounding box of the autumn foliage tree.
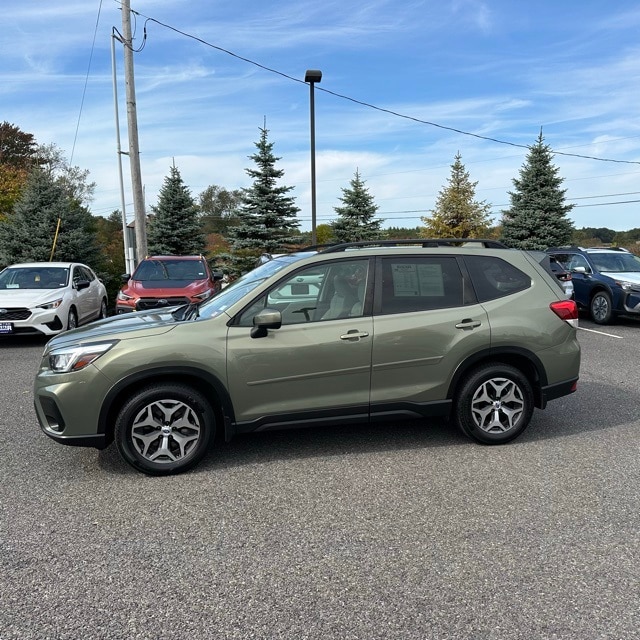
[421,152,491,238]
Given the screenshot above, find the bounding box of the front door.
[226,259,373,430]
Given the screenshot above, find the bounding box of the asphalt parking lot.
[1,316,639,640]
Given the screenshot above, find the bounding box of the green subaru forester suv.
[34,240,581,475]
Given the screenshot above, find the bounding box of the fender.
[97,365,237,442]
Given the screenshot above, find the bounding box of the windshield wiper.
[171,301,200,321]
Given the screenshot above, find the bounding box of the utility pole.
[121,0,147,263]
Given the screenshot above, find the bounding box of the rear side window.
[464,256,531,302]
[378,257,464,314]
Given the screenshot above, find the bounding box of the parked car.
[548,256,574,299]
[546,246,640,324]
[34,239,580,475]
[0,262,107,337]
[116,255,222,314]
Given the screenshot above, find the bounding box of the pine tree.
[147,163,206,256]
[332,169,383,243]
[421,152,491,238]
[228,125,301,258]
[501,131,574,250]
[0,167,98,265]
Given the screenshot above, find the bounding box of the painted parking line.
[578,326,623,339]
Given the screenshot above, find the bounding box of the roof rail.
[546,245,585,252]
[588,246,629,252]
[315,238,509,253]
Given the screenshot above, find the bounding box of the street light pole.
[305,70,322,246]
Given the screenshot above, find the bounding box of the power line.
[127,7,640,167]
[70,0,104,165]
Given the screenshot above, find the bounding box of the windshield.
[0,266,69,290]
[589,252,640,273]
[198,253,315,319]
[133,259,208,282]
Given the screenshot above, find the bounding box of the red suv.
[116,256,221,314]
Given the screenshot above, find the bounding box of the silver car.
[0,262,108,336]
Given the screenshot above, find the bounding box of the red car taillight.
[550,299,579,326]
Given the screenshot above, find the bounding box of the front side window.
[236,260,369,326]
[378,257,464,314]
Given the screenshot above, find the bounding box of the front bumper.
[0,308,65,336]
[34,363,113,448]
[622,290,640,315]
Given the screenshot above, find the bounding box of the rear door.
[370,255,490,413]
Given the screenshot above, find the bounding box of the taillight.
[550,299,579,326]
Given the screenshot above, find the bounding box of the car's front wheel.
[115,384,215,475]
[99,298,108,320]
[454,363,534,444]
[67,308,78,331]
[590,290,614,324]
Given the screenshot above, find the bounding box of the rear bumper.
[540,377,578,408]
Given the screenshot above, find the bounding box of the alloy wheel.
[470,377,525,433]
[130,398,202,464]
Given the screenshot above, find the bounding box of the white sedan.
[0,262,108,337]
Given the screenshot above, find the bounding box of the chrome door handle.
[455,319,481,329]
[340,330,370,341]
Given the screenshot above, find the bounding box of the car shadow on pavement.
[97,418,467,476]
[96,379,637,475]
[519,379,638,443]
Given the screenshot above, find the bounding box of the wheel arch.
[447,347,547,409]
[98,366,236,445]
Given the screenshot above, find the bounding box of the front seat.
[321,276,358,320]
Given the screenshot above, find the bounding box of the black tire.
[115,383,215,475]
[590,290,614,325]
[454,363,534,445]
[99,298,108,320]
[67,308,78,331]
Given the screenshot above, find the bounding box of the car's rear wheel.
[99,298,108,320]
[455,363,534,444]
[115,383,215,475]
[590,290,614,324]
[67,308,78,331]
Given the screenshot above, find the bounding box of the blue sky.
[3,0,640,232]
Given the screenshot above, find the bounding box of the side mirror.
[250,308,282,339]
[121,273,131,283]
[573,266,587,274]
[211,270,224,281]
[75,279,90,291]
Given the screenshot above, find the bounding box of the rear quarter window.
[464,255,531,302]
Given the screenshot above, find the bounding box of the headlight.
[194,289,214,300]
[37,298,64,310]
[614,280,635,291]
[117,290,134,301]
[48,341,118,373]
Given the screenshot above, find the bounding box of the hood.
[606,271,640,285]
[0,289,65,306]
[45,309,178,350]
[125,279,208,294]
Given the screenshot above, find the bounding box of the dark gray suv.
[34,240,581,475]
